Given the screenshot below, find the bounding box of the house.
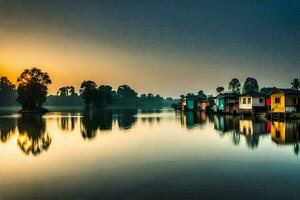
[239,90,267,114]
[186,95,197,110]
[197,93,208,111]
[200,99,209,111]
[179,93,209,111]
[269,89,300,113]
[216,93,239,114]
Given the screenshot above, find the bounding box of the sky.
[0,0,299,97]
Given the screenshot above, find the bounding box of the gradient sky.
[0,0,299,97]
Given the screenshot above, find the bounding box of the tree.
[57,87,68,97]
[16,68,52,111]
[0,77,16,106]
[291,78,300,91]
[95,85,112,108]
[117,84,137,99]
[80,81,97,108]
[242,77,259,93]
[57,86,76,97]
[228,78,241,93]
[140,94,147,99]
[216,86,224,94]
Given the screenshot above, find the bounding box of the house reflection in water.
[239,118,271,149]
[180,111,207,129]
[213,115,240,145]
[213,115,271,148]
[271,120,300,155]
[213,115,239,134]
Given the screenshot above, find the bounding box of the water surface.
[0,109,300,200]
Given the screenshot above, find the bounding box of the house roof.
[239,90,267,97]
[269,89,300,95]
[198,93,207,100]
[260,87,277,94]
[217,92,239,98]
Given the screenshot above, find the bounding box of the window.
[275,97,280,104]
[259,98,263,104]
[248,98,251,104]
[243,98,246,104]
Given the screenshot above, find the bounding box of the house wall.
[285,95,299,106]
[271,91,285,113]
[239,96,252,110]
[217,98,224,111]
[253,97,265,107]
[201,102,208,111]
[186,100,194,110]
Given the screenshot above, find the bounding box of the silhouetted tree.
[114,84,139,107]
[216,86,224,94]
[57,86,76,97]
[291,78,300,91]
[117,84,137,99]
[0,76,17,106]
[94,85,112,108]
[228,78,241,93]
[242,77,259,93]
[16,68,52,111]
[80,81,97,108]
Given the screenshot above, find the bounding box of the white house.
[239,91,267,113]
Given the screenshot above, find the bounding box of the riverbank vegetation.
[1,67,177,111]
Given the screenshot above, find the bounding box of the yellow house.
[269,89,300,113]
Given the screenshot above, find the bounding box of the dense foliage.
[242,77,259,93]
[0,77,17,106]
[16,68,52,110]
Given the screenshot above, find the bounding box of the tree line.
[0,67,177,111]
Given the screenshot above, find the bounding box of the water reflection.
[0,117,17,143]
[178,111,207,129]
[0,110,299,156]
[57,114,77,131]
[17,114,52,156]
[239,118,270,149]
[116,109,137,130]
[180,111,300,154]
[80,110,113,139]
[271,121,300,155]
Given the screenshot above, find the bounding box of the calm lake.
[0,108,300,200]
